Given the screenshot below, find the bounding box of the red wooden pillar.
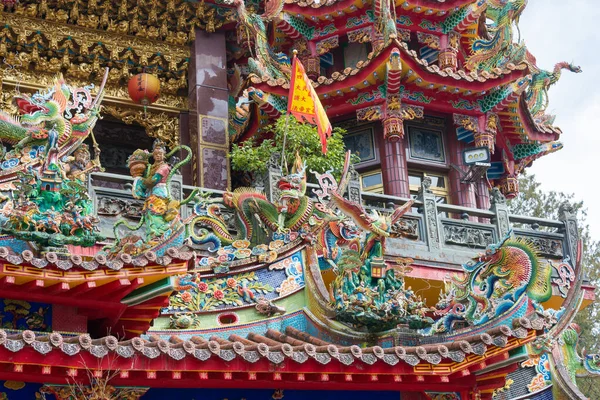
[475,115,491,216]
[381,133,410,198]
[448,135,477,212]
[476,178,491,210]
[188,29,230,190]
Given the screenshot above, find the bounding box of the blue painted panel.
[0,299,51,332]
[487,162,505,180]
[419,47,439,65]
[0,381,43,399]
[456,127,474,143]
[527,386,553,400]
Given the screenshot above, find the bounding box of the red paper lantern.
[127,73,160,107]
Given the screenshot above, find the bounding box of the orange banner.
[287,57,332,154]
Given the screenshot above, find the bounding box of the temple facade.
[0,0,594,399]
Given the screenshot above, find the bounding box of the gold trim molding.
[104,105,181,148]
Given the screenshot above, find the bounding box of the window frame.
[361,169,384,194]
[341,124,380,168]
[408,170,449,203]
[405,119,448,167]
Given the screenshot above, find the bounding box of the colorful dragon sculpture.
[0,72,106,160]
[526,62,582,116]
[189,154,327,251]
[425,232,552,334]
[465,0,528,71]
[327,193,430,331]
[234,0,290,80]
[0,73,107,247]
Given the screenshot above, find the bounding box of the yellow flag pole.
[280,49,298,174]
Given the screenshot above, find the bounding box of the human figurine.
[62,143,101,182]
[111,139,195,255]
[127,140,182,245]
[133,139,179,223]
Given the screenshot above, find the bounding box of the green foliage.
[230,115,356,178]
[508,172,600,398]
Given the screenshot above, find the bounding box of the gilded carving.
[104,106,180,148]
[401,104,424,120]
[416,32,440,50]
[453,113,478,132]
[7,0,232,42]
[0,71,187,110]
[0,12,193,95]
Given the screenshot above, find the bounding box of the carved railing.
[89,172,579,267]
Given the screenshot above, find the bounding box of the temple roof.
[250,41,528,94]
[0,318,539,378]
[0,244,195,271]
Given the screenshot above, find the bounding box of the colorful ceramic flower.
[213,290,225,300]
[226,278,238,288]
[180,291,193,303]
[198,282,209,292]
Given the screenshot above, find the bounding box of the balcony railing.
[90,171,578,267]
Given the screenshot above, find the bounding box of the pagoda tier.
[226,0,579,199]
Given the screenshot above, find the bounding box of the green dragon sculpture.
[424,232,552,334]
[234,0,290,80]
[189,154,326,250]
[466,0,528,71]
[513,141,563,175]
[0,72,106,159]
[526,61,582,116]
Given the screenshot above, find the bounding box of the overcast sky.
[517,1,600,240]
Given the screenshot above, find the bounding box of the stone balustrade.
[90,171,579,269]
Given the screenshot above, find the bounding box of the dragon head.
[327,218,361,245]
[338,219,360,241]
[566,63,582,73]
[583,351,600,375]
[278,153,307,204]
[15,72,106,146]
[247,86,268,107]
[477,247,513,281]
[511,0,528,27]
